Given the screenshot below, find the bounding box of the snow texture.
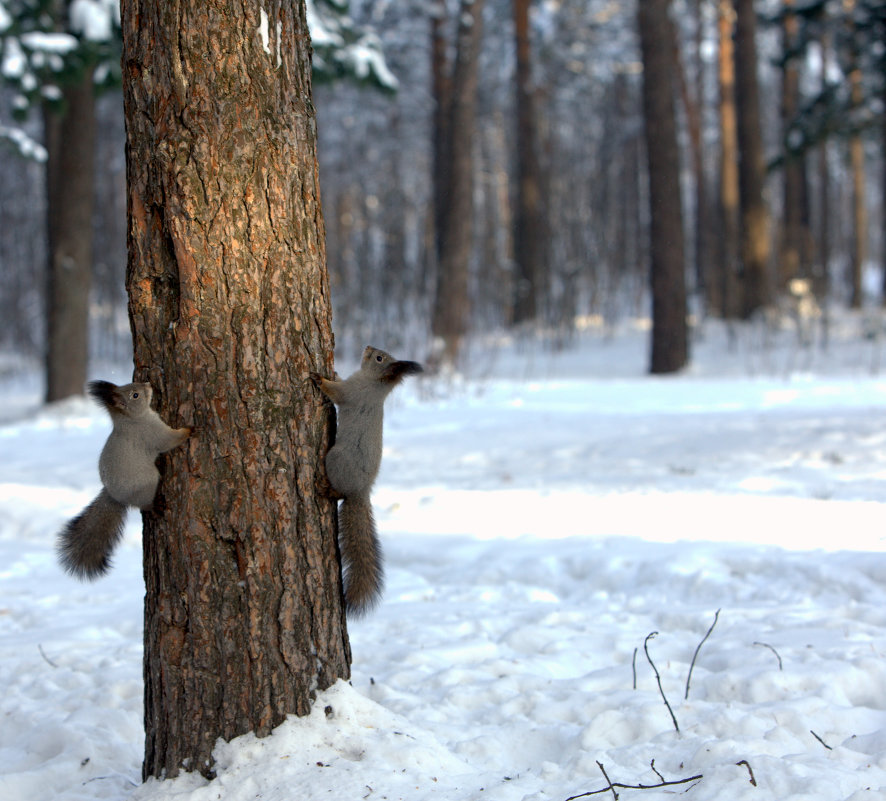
[1,315,885,801]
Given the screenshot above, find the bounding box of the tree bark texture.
[431,0,484,364]
[637,0,688,374]
[512,0,543,326]
[121,0,348,781]
[733,0,771,317]
[44,69,96,402]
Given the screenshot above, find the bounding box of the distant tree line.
[1,0,884,391]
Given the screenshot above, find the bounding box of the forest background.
[0,0,884,388]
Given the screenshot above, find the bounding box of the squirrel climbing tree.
[121,0,349,780]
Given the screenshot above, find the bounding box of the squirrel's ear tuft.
[87,380,120,409]
[380,360,423,384]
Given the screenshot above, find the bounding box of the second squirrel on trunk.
[58,380,191,579]
[312,346,423,616]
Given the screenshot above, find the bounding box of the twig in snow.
[644,632,679,733]
[38,644,58,668]
[597,761,618,800]
[83,773,139,788]
[810,730,833,750]
[736,760,757,786]
[753,641,783,670]
[563,764,704,800]
[684,609,720,700]
[649,760,665,782]
[631,647,638,690]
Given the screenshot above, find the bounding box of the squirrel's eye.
[376,355,382,362]
[132,392,139,399]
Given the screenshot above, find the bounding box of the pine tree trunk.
[846,21,866,309]
[638,0,688,374]
[44,69,96,402]
[733,0,771,317]
[121,0,348,781]
[814,26,832,302]
[717,0,742,319]
[512,0,543,326]
[881,68,886,306]
[671,4,708,310]
[780,0,809,289]
[431,0,484,364]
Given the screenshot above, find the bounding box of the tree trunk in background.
[815,27,832,304]
[431,0,484,365]
[733,0,771,318]
[121,0,348,780]
[780,0,808,289]
[882,66,886,306]
[430,0,451,268]
[637,0,688,374]
[512,0,543,326]
[845,2,866,308]
[44,68,96,402]
[717,0,742,319]
[672,2,709,310]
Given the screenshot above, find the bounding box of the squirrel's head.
[361,346,423,385]
[88,380,154,416]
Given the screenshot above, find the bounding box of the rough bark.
[512,0,543,326]
[44,69,96,402]
[637,0,688,374]
[121,0,348,781]
[431,0,484,364]
[733,0,771,317]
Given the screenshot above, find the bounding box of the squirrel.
[58,380,191,579]
[312,346,423,616]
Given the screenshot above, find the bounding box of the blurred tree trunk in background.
[780,0,810,289]
[121,0,348,780]
[430,0,451,274]
[43,68,96,402]
[672,0,711,313]
[716,0,741,319]
[882,67,886,306]
[512,0,543,326]
[815,25,833,304]
[733,0,771,318]
[845,1,867,308]
[431,0,484,365]
[637,0,688,374]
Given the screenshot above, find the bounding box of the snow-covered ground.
[2,314,886,801]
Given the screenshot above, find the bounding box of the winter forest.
[0,0,884,386]
[2,2,886,801]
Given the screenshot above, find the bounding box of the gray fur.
[314,346,422,615]
[58,380,191,580]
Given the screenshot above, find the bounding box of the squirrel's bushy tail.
[58,488,127,580]
[338,495,384,616]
